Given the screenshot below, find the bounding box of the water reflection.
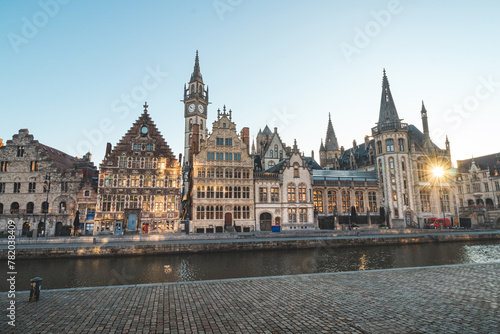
[3,240,499,291]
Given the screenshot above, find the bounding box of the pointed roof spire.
[324,113,339,151]
[143,101,149,113]
[190,50,203,82]
[378,69,401,125]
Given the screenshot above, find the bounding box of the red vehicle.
[425,218,451,229]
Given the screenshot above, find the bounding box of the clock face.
[198,104,204,113]
[188,104,196,113]
[141,126,148,134]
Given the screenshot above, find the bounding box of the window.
[207,186,215,198]
[142,196,151,211]
[13,182,21,193]
[299,208,307,223]
[59,201,67,214]
[269,150,273,158]
[207,168,215,178]
[341,190,350,213]
[119,157,127,168]
[216,138,224,146]
[144,176,152,187]
[206,206,214,219]
[271,187,279,202]
[242,206,250,219]
[216,153,223,161]
[368,192,377,212]
[417,162,425,181]
[28,182,36,193]
[215,206,223,219]
[259,187,268,202]
[287,183,296,202]
[41,201,49,213]
[130,175,139,187]
[288,208,297,223]
[313,190,323,213]
[198,168,206,178]
[225,153,232,161]
[26,202,34,214]
[355,191,364,213]
[234,154,241,161]
[133,143,141,151]
[225,186,232,198]
[116,195,125,212]
[327,191,337,213]
[243,187,250,199]
[495,181,500,191]
[17,146,24,157]
[386,139,394,152]
[61,182,69,192]
[197,186,205,198]
[234,169,241,178]
[196,206,205,220]
[440,190,450,212]
[376,141,382,154]
[420,190,431,212]
[294,163,299,178]
[10,202,20,214]
[389,158,395,169]
[484,183,489,192]
[472,183,480,193]
[207,152,215,160]
[298,184,307,202]
[274,145,278,158]
[0,183,5,193]
[216,168,223,178]
[225,169,233,178]
[30,161,39,172]
[398,138,405,151]
[167,196,175,212]
[129,195,139,209]
[0,203,3,214]
[225,138,232,146]
[234,206,241,219]
[216,186,223,198]
[0,161,8,172]
[401,159,406,172]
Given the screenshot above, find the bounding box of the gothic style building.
[317,70,457,228]
[255,126,288,170]
[0,129,97,236]
[319,113,341,168]
[95,103,181,234]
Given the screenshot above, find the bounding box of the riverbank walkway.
[2,262,499,333]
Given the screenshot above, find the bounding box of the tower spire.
[378,69,401,126]
[324,113,339,151]
[190,50,203,82]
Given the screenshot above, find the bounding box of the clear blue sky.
[1,0,499,167]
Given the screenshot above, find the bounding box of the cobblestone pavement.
[2,263,499,333]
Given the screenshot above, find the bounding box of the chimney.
[0,139,3,148]
[241,127,250,154]
[311,150,314,160]
[178,153,183,164]
[340,146,345,156]
[274,127,277,133]
[105,143,112,157]
[353,140,357,151]
[364,135,369,147]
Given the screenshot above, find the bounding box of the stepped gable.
[105,106,178,163]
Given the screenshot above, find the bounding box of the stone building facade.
[254,140,315,231]
[0,129,97,236]
[255,126,288,170]
[95,104,181,234]
[189,107,253,233]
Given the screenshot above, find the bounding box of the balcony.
[371,122,408,136]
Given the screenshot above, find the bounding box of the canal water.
[4,240,500,291]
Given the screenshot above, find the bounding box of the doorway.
[22,222,30,236]
[224,213,232,227]
[259,213,272,231]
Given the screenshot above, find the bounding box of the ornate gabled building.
[0,129,97,236]
[255,125,288,170]
[254,139,316,231]
[319,113,341,168]
[95,103,181,234]
[188,107,253,233]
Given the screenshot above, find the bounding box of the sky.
[1,0,499,168]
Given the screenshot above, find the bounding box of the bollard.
[29,277,42,302]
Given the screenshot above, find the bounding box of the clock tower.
[183,50,209,165]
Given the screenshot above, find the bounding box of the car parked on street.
[424,218,451,229]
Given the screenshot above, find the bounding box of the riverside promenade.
[1,262,499,333]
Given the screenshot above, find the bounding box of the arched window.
[287,183,296,202]
[10,202,19,214]
[401,158,406,172]
[327,190,337,213]
[313,190,323,213]
[225,186,233,198]
[234,206,241,219]
[26,202,34,214]
[269,149,273,158]
[368,192,377,212]
[274,145,278,158]
[41,201,49,214]
[386,139,394,152]
[59,201,67,214]
[196,206,205,220]
[189,119,193,130]
[389,158,395,169]
[206,206,214,219]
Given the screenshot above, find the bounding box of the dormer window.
[223,123,226,128]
